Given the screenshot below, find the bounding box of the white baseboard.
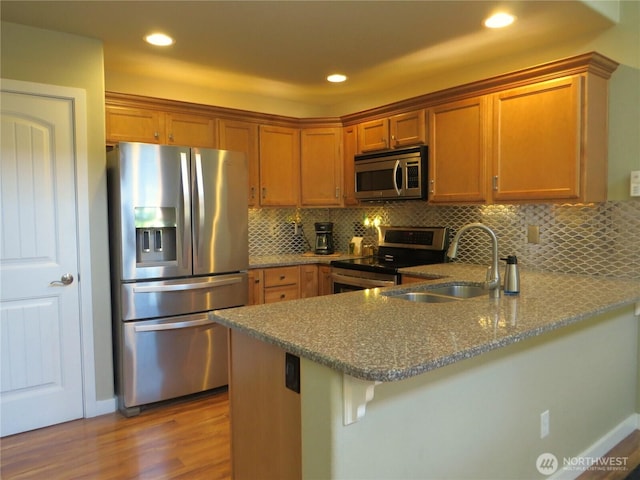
[550,413,639,479]
[87,396,117,417]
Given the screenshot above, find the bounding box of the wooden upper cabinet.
[389,110,426,149]
[357,118,389,153]
[300,127,342,207]
[492,76,583,202]
[342,125,358,206]
[259,125,300,207]
[106,106,165,144]
[106,105,216,148]
[165,112,216,148]
[357,109,426,153]
[219,119,260,207]
[428,97,489,203]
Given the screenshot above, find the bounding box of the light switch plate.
[528,225,540,244]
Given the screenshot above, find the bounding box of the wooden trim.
[107,53,617,131]
[340,52,618,125]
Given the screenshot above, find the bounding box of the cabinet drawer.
[264,266,300,287]
[264,284,300,303]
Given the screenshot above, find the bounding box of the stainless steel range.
[330,226,449,293]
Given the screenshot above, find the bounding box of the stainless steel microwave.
[354,145,427,201]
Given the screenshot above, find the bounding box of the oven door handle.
[331,272,396,289]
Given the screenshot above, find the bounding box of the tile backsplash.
[249,200,640,280]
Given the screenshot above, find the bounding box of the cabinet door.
[357,118,389,152]
[264,284,300,303]
[300,128,342,206]
[318,265,333,296]
[389,110,426,148]
[229,330,301,480]
[299,264,318,298]
[247,269,264,305]
[428,97,489,203]
[342,125,358,206]
[492,76,581,201]
[165,112,216,148]
[263,266,300,288]
[259,125,300,206]
[219,119,260,206]
[106,106,164,144]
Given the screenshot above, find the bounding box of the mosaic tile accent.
[249,200,640,280]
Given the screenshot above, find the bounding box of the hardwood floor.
[0,389,230,480]
[577,429,640,480]
[2,388,639,480]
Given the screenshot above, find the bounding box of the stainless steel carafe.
[502,255,520,295]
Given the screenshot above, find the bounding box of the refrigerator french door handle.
[180,152,191,269]
[194,153,205,256]
[132,276,243,293]
[133,317,218,332]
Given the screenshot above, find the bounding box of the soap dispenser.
[502,255,520,295]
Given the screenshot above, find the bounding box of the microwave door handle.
[393,160,401,196]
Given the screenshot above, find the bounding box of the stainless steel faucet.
[447,223,500,297]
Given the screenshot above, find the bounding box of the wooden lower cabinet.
[229,330,301,480]
[249,264,326,305]
[299,264,319,298]
[318,265,333,296]
[247,269,264,305]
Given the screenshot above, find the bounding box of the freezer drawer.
[121,273,248,321]
[121,314,228,410]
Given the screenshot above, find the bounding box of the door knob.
[50,273,74,286]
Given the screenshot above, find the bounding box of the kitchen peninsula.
[211,264,640,479]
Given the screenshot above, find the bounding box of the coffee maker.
[314,222,335,255]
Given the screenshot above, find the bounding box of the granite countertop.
[211,263,640,382]
[249,252,356,268]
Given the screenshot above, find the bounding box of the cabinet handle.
[254,278,260,284]
[335,186,340,198]
[262,187,267,199]
[279,275,286,280]
[492,175,499,191]
[429,179,435,194]
[154,131,159,139]
[280,294,286,299]
[250,186,255,199]
[169,133,174,141]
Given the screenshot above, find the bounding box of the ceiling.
[1,1,617,110]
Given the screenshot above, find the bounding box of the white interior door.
[1,89,84,436]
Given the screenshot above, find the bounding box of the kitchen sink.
[384,283,488,304]
[394,292,459,303]
[426,284,487,299]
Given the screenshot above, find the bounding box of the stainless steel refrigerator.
[107,142,248,416]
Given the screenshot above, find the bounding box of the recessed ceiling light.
[484,12,516,29]
[327,74,347,83]
[144,33,174,46]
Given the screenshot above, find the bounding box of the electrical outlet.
[528,225,540,244]
[540,410,550,439]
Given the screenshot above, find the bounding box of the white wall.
[1,22,114,402]
[301,306,638,479]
